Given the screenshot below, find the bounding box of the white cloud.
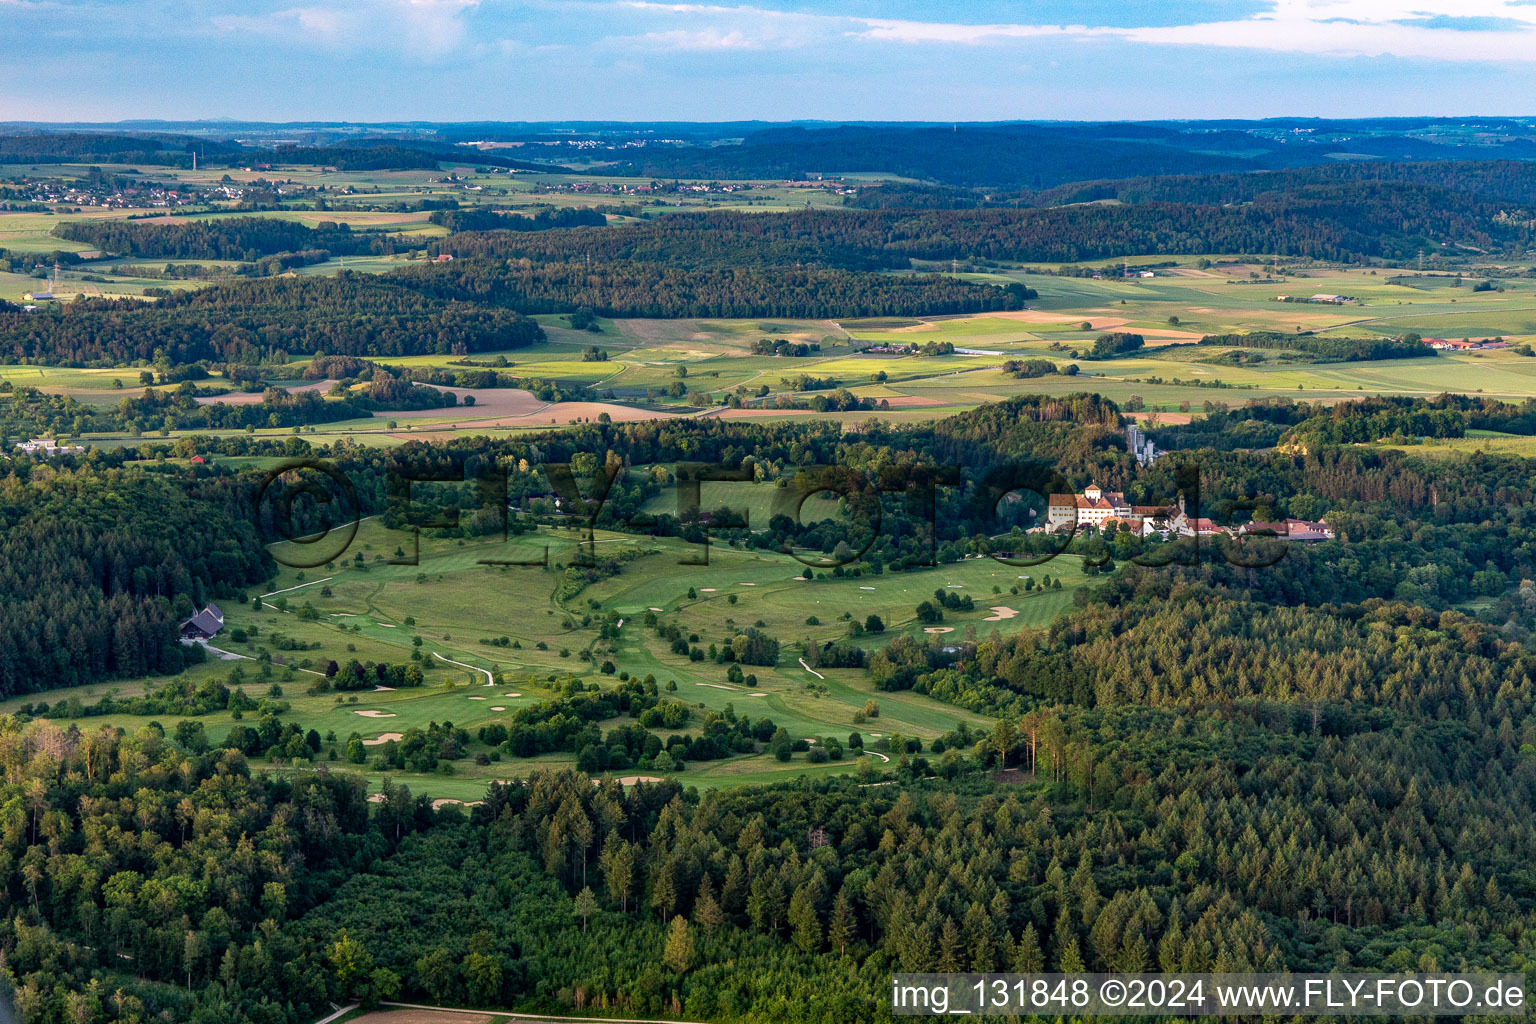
[640,27,768,49]
[212,0,481,58]
[1117,0,1536,59]
[607,0,1536,62]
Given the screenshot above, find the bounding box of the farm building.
[1237,519,1335,542]
[1425,337,1507,350]
[179,604,225,640]
[13,439,84,457]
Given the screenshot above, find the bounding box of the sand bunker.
[503,692,522,697]
[615,776,663,786]
[738,582,756,586]
[431,798,481,811]
[354,709,397,718]
[373,685,395,691]
[924,626,955,634]
[984,606,1019,621]
[468,695,487,700]
[699,587,717,592]
[649,606,663,611]
[490,706,505,711]
[361,732,403,746]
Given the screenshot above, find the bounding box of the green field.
[9,517,1086,800]
[12,247,1536,444]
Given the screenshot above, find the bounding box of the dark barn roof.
[180,603,224,638]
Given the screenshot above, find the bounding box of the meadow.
[4,513,1082,800]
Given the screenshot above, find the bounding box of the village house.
[1234,518,1335,541]
[1175,515,1229,538]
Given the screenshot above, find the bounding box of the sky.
[6,0,1536,122]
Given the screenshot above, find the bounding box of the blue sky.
[5,0,1536,122]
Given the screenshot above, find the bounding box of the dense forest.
[0,461,271,695]
[1196,332,1434,362]
[434,195,1536,269]
[427,206,608,234]
[8,396,1536,1020]
[0,133,240,167]
[1038,158,1536,207]
[437,221,911,271]
[395,258,1026,319]
[0,273,547,365]
[54,217,389,261]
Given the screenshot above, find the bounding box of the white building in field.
[14,439,83,458]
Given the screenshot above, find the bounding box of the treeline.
[1281,395,1467,446]
[437,219,910,271]
[428,206,607,233]
[0,384,415,440]
[55,216,387,260]
[1002,358,1078,379]
[0,273,546,364]
[111,378,455,433]
[1278,393,1536,446]
[395,258,1027,319]
[1198,331,1434,362]
[480,199,1534,266]
[252,143,561,173]
[1040,158,1536,207]
[0,132,239,167]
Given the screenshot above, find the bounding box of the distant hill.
[0,132,241,167]
[1036,159,1536,207]
[599,124,1256,188]
[0,131,567,172]
[598,120,1536,189]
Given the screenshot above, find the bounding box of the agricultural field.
[15,176,1536,440]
